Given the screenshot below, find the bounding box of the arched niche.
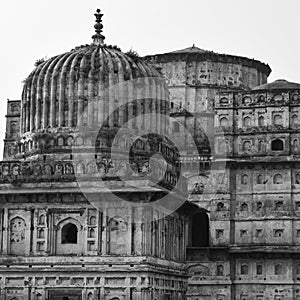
[190,212,209,247]
[243,116,251,127]
[56,218,83,255]
[10,217,27,255]
[219,117,229,127]
[107,216,128,255]
[272,139,284,151]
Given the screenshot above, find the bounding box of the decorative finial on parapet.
[92,9,105,45]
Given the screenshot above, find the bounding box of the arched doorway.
[191,212,209,247]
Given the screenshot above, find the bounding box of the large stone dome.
[18,9,168,157]
[21,44,164,134]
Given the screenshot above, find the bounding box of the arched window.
[243,141,251,152]
[257,174,263,184]
[219,117,229,127]
[67,136,73,146]
[258,140,264,152]
[273,174,283,184]
[76,163,85,174]
[275,264,283,275]
[191,212,209,247]
[293,139,299,152]
[38,228,45,239]
[275,201,283,210]
[38,215,45,225]
[292,115,299,126]
[241,203,248,212]
[108,216,128,255]
[89,216,96,225]
[241,174,249,185]
[241,264,248,275]
[256,202,262,211]
[217,264,224,276]
[61,223,78,244]
[243,116,251,127]
[57,136,64,146]
[36,294,42,300]
[273,114,283,126]
[258,116,265,127]
[256,264,263,275]
[243,97,251,105]
[274,229,283,237]
[272,139,284,151]
[87,292,94,300]
[88,228,95,238]
[217,202,225,211]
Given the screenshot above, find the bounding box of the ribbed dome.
[21,44,164,135]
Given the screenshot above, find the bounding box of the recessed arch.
[272,139,284,151]
[273,174,283,184]
[219,117,229,127]
[256,264,263,275]
[275,264,283,275]
[243,116,251,127]
[273,114,283,126]
[241,264,248,275]
[61,223,78,244]
[257,174,263,184]
[191,212,209,247]
[258,115,265,127]
[241,174,249,185]
[217,264,224,276]
[292,114,299,126]
[10,216,26,255]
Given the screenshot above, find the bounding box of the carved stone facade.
[2,9,300,300]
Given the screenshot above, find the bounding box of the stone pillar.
[99,277,105,299]
[134,207,143,255]
[102,208,107,255]
[2,208,8,255]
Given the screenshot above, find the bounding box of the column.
[2,208,8,255]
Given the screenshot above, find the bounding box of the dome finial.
[92,8,105,45]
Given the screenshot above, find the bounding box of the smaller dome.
[253,79,300,91]
[168,44,211,54]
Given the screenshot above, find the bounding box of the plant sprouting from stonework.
[34,57,47,67]
[126,49,140,60]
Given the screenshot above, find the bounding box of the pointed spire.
[92,9,105,45]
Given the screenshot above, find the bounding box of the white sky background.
[0,0,299,158]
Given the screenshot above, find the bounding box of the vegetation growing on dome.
[126,49,140,60]
[34,57,46,67]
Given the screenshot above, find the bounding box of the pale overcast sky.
[0,0,299,157]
